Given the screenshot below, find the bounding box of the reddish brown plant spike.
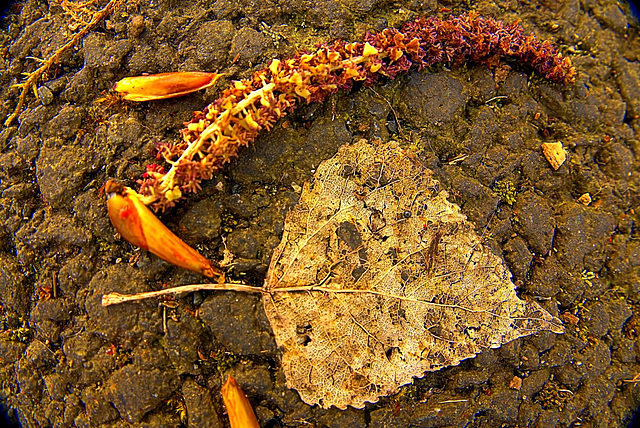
[134,13,575,210]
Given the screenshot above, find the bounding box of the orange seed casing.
[114,72,224,102]
[105,180,219,277]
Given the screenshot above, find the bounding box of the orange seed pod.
[221,375,260,428]
[105,180,220,277]
[114,72,224,101]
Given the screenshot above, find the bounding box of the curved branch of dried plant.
[133,13,575,211]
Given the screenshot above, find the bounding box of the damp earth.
[0,0,639,427]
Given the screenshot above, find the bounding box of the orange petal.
[106,182,148,251]
[221,376,260,428]
[114,72,224,101]
[105,180,220,277]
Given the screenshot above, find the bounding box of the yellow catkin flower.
[295,87,311,98]
[244,113,260,130]
[165,186,183,201]
[290,72,303,87]
[269,59,280,75]
[344,67,360,79]
[300,54,315,63]
[363,42,379,57]
[390,48,404,61]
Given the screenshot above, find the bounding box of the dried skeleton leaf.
[263,140,563,409]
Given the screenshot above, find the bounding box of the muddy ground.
[1,0,639,426]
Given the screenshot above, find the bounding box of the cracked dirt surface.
[0,0,639,426]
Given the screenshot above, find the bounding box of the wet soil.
[1,0,639,427]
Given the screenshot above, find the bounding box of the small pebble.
[561,312,580,325]
[541,141,567,170]
[577,193,592,206]
[128,15,145,38]
[509,376,522,391]
[37,85,54,105]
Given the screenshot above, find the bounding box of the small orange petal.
[106,183,148,251]
[114,72,224,101]
[221,376,260,428]
[105,181,220,277]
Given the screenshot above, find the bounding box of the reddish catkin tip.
[114,72,224,101]
[105,180,220,277]
[221,376,260,428]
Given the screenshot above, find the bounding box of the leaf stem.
[101,282,262,306]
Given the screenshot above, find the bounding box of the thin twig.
[369,87,404,139]
[623,374,640,386]
[162,306,167,334]
[52,273,57,299]
[4,0,123,126]
[484,95,508,104]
